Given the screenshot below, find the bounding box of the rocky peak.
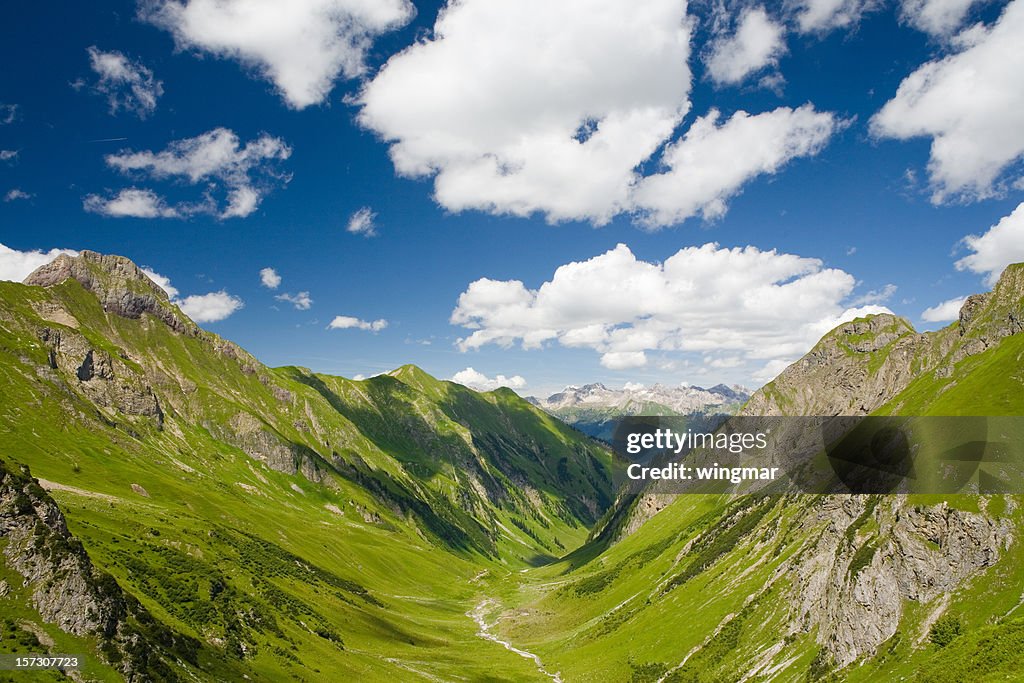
[955,263,1024,344]
[24,250,195,334]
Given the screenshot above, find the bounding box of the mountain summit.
[24,250,195,334]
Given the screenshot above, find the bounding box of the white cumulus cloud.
[347,207,377,237]
[0,243,79,282]
[140,0,414,109]
[0,150,18,162]
[451,242,891,380]
[357,0,695,226]
[955,202,1024,285]
[328,315,387,332]
[177,291,244,322]
[705,6,786,85]
[84,188,179,218]
[275,291,312,310]
[86,46,164,118]
[140,267,180,298]
[91,128,290,219]
[259,267,281,289]
[0,104,18,125]
[900,0,986,36]
[791,0,876,33]
[357,0,841,227]
[4,189,32,202]
[872,0,1024,203]
[921,296,968,322]
[633,106,839,226]
[450,367,527,392]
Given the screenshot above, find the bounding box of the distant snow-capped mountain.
[530,381,750,415]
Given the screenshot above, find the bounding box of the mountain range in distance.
[527,382,751,440]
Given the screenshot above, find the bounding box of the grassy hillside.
[0,253,613,681]
[477,266,1024,682]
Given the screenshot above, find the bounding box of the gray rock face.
[741,315,931,417]
[0,471,120,638]
[0,460,186,679]
[790,497,1011,666]
[24,251,195,335]
[38,326,163,426]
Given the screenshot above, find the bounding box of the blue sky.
[2,0,1023,396]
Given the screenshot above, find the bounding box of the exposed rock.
[130,483,149,498]
[24,251,196,335]
[215,412,324,482]
[0,459,196,680]
[37,327,163,427]
[741,314,926,417]
[790,497,1011,666]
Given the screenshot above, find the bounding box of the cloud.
[4,189,32,202]
[900,0,985,36]
[140,267,180,298]
[140,0,414,109]
[259,267,281,289]
[871,0,1024,203]
[0,104,17,125]
[632,106,839,226]
[705,7,786,85]
[708,355,744,369]
[601,351,648,370]
[0,150,17,162]
[752,358,792,383]
[275,291,312,310]
[955,202,1024,285]
[176,291,244,322]
[83,188,179,218]
[450,367,527,392]
[791,0,876,33]
[142,269,243,322]
[94,128,290,219]
[347,206,377,237]
[328,315,387,332]
[451,242,891,378]
[131,266,243,322]
[86,46,163,118]
[0,243,78,282]
[357,0,694,226]
[921,296,967,322]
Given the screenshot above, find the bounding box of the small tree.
[929,614,963,648]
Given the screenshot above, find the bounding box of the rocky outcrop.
[24,251,195,335]
[0,459,196,680]
[741,314,931,417]
[790,496,1011,666]
[746,263,1024,418]
[37,326,163,426]
[211,412,323,481]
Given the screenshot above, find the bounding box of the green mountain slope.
[479,264,1024,682]
[0,251,613,680]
